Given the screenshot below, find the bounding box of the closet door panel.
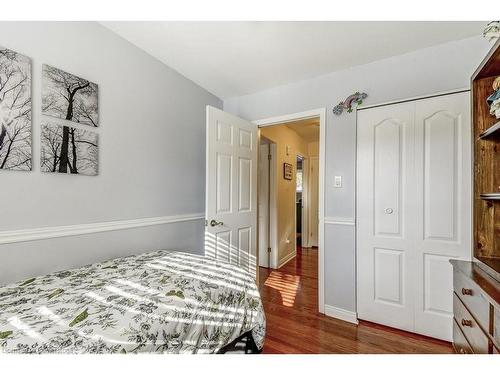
[414,92,471,341]
[357,102,416,332]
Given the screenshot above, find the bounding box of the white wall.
[224,36,492,314]
[0,22,222,285]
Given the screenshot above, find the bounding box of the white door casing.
[254,108,326,314]
[301,158,310,248]
[205,106,258,276]
[356,92,471,341]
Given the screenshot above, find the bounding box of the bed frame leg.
[245,332,262,354]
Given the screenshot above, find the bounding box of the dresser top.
[451,259,500,309]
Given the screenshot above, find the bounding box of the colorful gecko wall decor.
[333,92,368,115]
[483,21,500,42]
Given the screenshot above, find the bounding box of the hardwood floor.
[258,246,454,354]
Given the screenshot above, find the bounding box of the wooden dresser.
[451,260,500,354]
[452,39,500,354]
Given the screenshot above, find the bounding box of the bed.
[0,250,266,354]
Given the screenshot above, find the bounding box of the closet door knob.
[384,208,394,214]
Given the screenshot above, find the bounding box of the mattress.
[0,250,266,354]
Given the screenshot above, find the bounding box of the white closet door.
[413,92,471,340]
[357,92,471,341]
[357,102,416,332]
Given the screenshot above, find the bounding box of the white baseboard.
[278,250,296,268]
[324,304,359,325]
[0,213,205,245]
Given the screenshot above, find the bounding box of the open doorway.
[256,114,321,310]
[296,154,304,247]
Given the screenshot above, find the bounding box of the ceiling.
[101,21,485,99]
[286,118,319,142]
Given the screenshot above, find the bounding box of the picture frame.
[42,64,99,127]
[283,162,293,180]
[0,45,32,171]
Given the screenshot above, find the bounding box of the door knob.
[384,208,394,214]
[210,219,224,227]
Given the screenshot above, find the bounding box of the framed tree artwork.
[41,122,98,176]
[0,46,32,171]
[42,64,98,127]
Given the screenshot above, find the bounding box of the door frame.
[253,108,326,314]
[301,156,310,248]
[258,140,278,269]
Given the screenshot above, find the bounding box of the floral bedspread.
[0,250,265,354]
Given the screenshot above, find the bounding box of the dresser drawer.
[453,269,490,329]
[453,318,474,354]
[453,293,489,353]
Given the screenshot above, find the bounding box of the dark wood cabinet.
[453,35,500,355]
[472,39,500,277]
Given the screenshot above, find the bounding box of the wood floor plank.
[259,246,453,354]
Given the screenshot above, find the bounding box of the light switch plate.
[334,175,342,188]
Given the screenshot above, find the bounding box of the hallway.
[258,246,454,354]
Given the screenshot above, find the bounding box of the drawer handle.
[461,319,473,327]
[461,288,473,296]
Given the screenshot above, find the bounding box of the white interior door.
[413,92,471,341]
[357,102,416,332]
[301,158,309,248]
[205,106,258,276]
[258,143,270,267]
[308,157,319,247]
[357,92,471,341]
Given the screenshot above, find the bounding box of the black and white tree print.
[42,64,98,127]
[0,46,32,171]
[41,123,98,176]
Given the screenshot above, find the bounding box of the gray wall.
[0,22,221,285]
[224,35,492,313]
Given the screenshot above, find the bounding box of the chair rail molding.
[0,213,205,245]
[324,216,355,226]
